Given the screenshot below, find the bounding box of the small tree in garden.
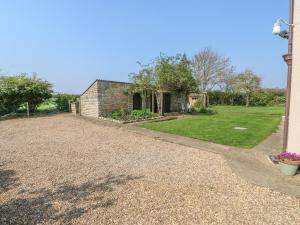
[155,54,196,112]
[233,69,261,107]
[191,48,234,108]
[130,54,197,114]
[129,62,156,110]
[219,73,238,105]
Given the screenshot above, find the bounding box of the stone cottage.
[79,79,184,118]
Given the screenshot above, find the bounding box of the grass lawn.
[140,106,284,148]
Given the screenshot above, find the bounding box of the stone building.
[79,79,184,118]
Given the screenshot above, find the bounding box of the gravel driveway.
[0,114,299,225]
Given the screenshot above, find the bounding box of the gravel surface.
[0,114,299,225]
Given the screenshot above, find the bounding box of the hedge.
[208,88,285,106]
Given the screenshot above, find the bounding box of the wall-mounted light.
[273,19,294,39]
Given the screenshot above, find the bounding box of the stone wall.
[80,81,99,117]
[80,79,186,118]
[98,80,132,116]
[70,102,80,115]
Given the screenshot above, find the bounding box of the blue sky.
[0,0,290,94]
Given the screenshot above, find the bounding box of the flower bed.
[102,109,160,123]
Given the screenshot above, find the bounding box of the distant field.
[140,106,285,148]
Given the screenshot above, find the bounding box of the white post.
[26,102,29,117]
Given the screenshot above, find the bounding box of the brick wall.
[80,81,99,117]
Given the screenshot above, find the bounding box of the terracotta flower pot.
[279,159,300,165]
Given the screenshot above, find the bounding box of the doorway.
[133,93,142,110]
[163,93,171,113]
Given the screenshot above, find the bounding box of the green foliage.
[130,54,197,113]
[155,54,197,93]
[197,107,214,114]
[208,88,285,106]
[129,63,155,95]
[193,97,203,109]
[208,90,245,105]
[188,105,215,115]
[233,69,261,93]
[0,74,53,115]
[54,93,79,112]
[36,99,58,113]
[110,109,157,121]
[249,89,285,106]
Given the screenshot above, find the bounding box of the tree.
[233,69,261,107]
[129,62,156,110]
[191,48,234,107]
[130,54,197,114]
[219,73,238,105]
[155,54,196,113]
[0,74,53,115]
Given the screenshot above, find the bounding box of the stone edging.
[98,116,164,124]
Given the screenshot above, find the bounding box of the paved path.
[0,114,299,225]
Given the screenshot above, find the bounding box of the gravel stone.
[0,114,299,225]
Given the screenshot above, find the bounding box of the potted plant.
[277,152,300,176]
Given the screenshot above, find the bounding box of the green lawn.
[140,106,284,148]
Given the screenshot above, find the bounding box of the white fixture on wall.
[273,19,294,39]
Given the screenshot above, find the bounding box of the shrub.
[193,98,203,109]
[0,74,53,115]
[268,96,285,106]
[111,109,129,120]
[110,109,157,121]
[198,107,215,115]
[207,89,285,107]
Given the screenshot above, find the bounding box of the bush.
[193,98,203,109]
[54,93,79,112]
[0,74,53,115]
[111,109,129,120]
[207,88,285,107]
[110,109,157,121]
[198,107,215,114]
[268,95,285,106]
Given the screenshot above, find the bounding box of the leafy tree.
[0,76,23,114]
[130,54,197,114]
[129,62,156,110]
[155,54,197,112]
[233,69,261,107]
[0,74,53,115]
[22,74,53,112]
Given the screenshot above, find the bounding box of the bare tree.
[191,48,234,107]
[233,69,261,107]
